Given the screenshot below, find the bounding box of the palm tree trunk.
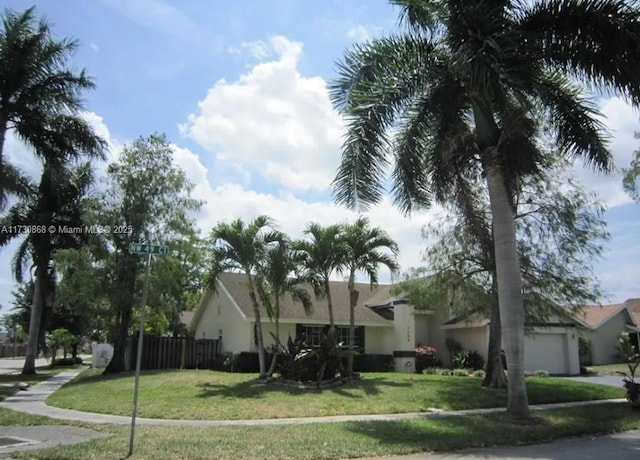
[483,300,507,388]
[22,262,47,375]
[485,162,529,418]
[246,276,267,379]
[347,270,358,376]
[0,119,6,209]
[325,277,335,330]
[267,299,281,378]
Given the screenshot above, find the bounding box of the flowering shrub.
[415,345,441,372]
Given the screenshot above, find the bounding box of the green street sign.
[129,243,169,255]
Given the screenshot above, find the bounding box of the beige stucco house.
[577,299,640,365]
[189,272,581,374]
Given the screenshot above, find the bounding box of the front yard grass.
[2,402,639,459]
[46,369,625,420]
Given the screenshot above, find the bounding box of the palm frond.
[517,0,640,104]
[330,35,442,210]
[533,70,611,171]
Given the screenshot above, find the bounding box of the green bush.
[525,370,550,377]
[52,357,83,367]
[353,354,393,372]
[579,336,592,365]
[453,350,485,370]
[452,369,469,377]
[211,352,262,373]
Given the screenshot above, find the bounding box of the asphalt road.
[357,430,640,459]
[0,357,49,375]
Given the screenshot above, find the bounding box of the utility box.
[92,344,114,368]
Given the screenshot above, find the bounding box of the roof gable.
[578,302,638,329]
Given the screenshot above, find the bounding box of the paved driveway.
[563,375,625,388]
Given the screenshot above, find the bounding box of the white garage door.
[524,333,567,374]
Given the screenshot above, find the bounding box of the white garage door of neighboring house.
[524,333,567,374]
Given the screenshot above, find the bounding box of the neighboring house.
[179,311,195,330]
[189,272,580,374]
[576,299,640,365]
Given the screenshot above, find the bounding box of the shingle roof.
[623,298,640,325]
[217,272,392,325]
[578,302,633,328]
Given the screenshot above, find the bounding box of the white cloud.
[346,25,372,42]
[180,35,344,193]
[98,0,214,46]
[572,97,640,208]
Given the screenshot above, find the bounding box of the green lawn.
[2,403,639,459]
[586,363,633,376]
[46,369,625,420]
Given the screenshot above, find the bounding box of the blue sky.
[1,0,639,315]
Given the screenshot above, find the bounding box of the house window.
[295,324,365,352]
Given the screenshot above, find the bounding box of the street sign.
[127,239,167,456]
[129,243,169,255]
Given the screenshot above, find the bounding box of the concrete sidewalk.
[0,367,627,427]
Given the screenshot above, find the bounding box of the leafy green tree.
[341,217,399,376]
[147,229,209,337]
[0,6,105,207]
[99,133,202,374]
[52,247,110,346]
[208,216,280,379]
[255,234,313,377]
[623,132,640,201]
[0,161,98,374]
[330,0,640,418]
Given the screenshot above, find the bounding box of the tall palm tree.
[341,217,399,376]
[255,235,313,377]
[293,223,349,330]
[208,216,280,379]
[0,6,105,207]
[329,0,640,418]
[0,161,96,374]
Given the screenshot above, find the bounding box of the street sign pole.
[128,250,152,457]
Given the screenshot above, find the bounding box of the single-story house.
[576,299,640,365]
[189,272,580,374]
[190,272,394,356]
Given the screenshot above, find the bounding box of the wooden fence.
[0,344,27,358]
[126,336,220,371]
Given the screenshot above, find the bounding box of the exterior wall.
[415,315,430,347]
[427,309,450,365]
[447,327,488,359]
[258,321,297,351]
[194,291,251,353]
[250,320,394,355]
[365,326,394,354]
[588,313,627,365]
